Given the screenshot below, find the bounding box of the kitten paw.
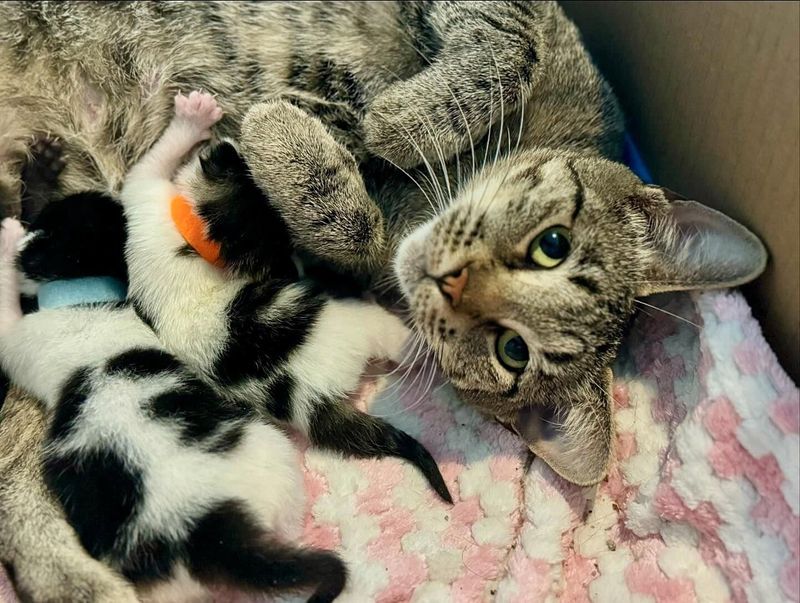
[26,137,66,184]
[21,136,65,222]
[173,91,223,139]
[0,217,25,261]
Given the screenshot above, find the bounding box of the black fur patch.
[0,370,8,411]
[149,380,247,444]
[176,243,198,258]
[43,447,144,559]
[106,348,183,378]
[265,373,295,422]
[19,192,128,284]
[49,368,93,442]
[308,400,453,504]
[20,294,39,314]
[195,141,297,281]
[187,500,347,602]
[214,282,324,385]
[123,534,184,585]
[131,298,157,332]
[207,424,245,454]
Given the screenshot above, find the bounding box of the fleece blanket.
[0,296,797,603]
[259,289,795,603]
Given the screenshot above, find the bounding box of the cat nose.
[436,267,469,307]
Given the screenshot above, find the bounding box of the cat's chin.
[392,218,435,300]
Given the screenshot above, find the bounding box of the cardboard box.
[562,1,800,381]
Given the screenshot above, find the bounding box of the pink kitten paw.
[0,218,25,261]
[174,91,223,136]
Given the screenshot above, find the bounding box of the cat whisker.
[371,63,448,213]
[375,352,439,419]
[372,150,439,220]
[514,68,526,155]
[481,45,496,173]
[634,299,701,329]
[369,66,447,209]
[375,333,429,397]
[415,108,453,212]
[369,105,445,214]
[585,373,609,398]
[490,43,506,172]
[397,33,479,187]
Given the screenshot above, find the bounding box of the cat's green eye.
[528,226,571,268]
[496,329,529,372]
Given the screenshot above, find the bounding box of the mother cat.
[0,0,767,480]
[0,2,766,599]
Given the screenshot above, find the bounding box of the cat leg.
[0,388,139,603]
[0,218,25,335]
[306,397,452,503]
[362,1,550,168]
[282,299,452,502]
[125,91,222,186]
[240,101,386,274]
[121,90,225,291]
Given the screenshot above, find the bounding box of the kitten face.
[395,150,766,484]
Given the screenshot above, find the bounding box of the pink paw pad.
[173,90,224,131]
[0,218,25,260]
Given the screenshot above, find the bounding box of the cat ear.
[637,187,767,296]
[505,369,613,486]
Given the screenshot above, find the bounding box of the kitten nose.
[437,267,469,307]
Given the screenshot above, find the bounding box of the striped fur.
[0,9,768,599]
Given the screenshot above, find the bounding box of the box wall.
[562,1,800,381]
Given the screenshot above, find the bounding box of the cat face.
[395,150,767,485]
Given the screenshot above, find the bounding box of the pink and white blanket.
[1,290,797,602]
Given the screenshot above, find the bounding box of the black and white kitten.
[120,91,451,503]
[0,216,347,601]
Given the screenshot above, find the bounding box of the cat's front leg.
[240,101,386,275]
[0,217,25,335]
[362,1,551,168]
[125,91,223,186]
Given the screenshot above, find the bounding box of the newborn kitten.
[0,214,346,602]
[121,91,451,503]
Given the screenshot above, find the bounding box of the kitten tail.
[309,401,453,504]
[185,501,346,603]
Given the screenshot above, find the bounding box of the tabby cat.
[0,3,766,580]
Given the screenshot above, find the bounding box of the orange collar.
[170,194,224,268]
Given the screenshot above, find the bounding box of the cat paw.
[173,91,223,139]
[26,136,65,185]
[0,217,25,261]
[20,136,65,222]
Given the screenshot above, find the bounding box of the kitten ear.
[637,187,767,296]
[505,370,613,486]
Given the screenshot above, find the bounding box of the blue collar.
[37,277,128,310]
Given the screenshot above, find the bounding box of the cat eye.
[496,329,529,372]
[528,226,571,268]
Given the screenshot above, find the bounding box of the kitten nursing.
[0,2,769,490]
[0,92,449,601]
